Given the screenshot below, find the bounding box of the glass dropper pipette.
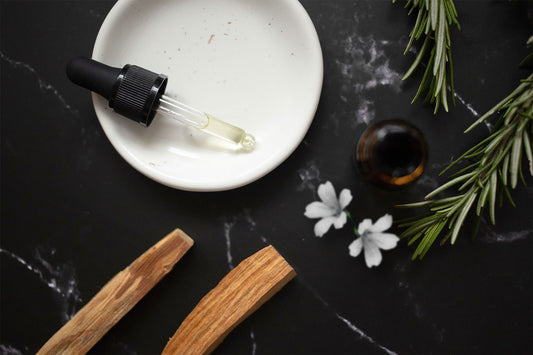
[66,57,255,150]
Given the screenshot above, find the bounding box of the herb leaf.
[397,72,533,259]
[394,0,460,114]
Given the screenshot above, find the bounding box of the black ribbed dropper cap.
[66,57,168,126]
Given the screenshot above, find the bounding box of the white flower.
[348,214,398,268]
[304,181,352,237]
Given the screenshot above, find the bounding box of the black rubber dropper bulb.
[66,57,167,127]
[66,57,256,149]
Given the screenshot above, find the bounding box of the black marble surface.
[1,1,532,354]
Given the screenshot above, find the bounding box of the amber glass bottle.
[355,119,427,189]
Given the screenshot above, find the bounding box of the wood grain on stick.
[162,245,296,355]
[38,228,194,355]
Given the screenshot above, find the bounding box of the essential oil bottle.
[355,119,427,189]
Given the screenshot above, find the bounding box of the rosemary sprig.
[397,73,533,260]
[394,0,460,114]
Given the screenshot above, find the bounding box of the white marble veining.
[394,265,446,344]
[221,211,260,354]
[223,221,236,270]
[297,160,321,192]
[414,161,450,191]
[115,341,138,355]
[335,31,404,129]
[300,279,398,355]
[0,51,78,115]
[398,281,445,343]
[483,229,533,243]
[222,209,257,271]
[88,8,104,20]
[479,218,533,244]
[250,329,257,355]
[415,174,440,190]
[397,281,424,320]
[430,162,453,171]
[0,344,22,355]
[453,90,494,132]
[255,231,396,354]
[0,49,104,174]
[338,35,403,95]
[356,98,376,125]
[335,313,398,355]
[0,247,82,323]
[453,91,480,118]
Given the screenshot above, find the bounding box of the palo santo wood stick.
[38,228,194,355]
[162,245,296,355]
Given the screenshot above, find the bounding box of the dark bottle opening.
[355,119,427,189]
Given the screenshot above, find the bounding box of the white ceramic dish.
[92,0,323,191]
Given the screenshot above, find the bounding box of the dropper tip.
[240,133,256,151]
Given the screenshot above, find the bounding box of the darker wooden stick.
[162,245,296,355]
[38,228,194,355]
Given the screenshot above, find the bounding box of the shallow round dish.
[92,0,323,191]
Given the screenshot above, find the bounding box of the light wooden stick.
[38,228,194,355]
[162,245,296,355]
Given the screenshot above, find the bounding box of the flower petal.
[314,217,335,237]
[338,188,353,210]
[368,232,399,250]
[363,238,383,268]
[348,237,363,257]
[357,219,373,234]
[304,201,335,219]
[317,181,339,210]
[369,214,393,233]
[333,211,347,229]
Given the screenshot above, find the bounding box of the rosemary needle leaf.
[396,200,435,208]
[501,154,510,186]
[403,36,431,80]
[449,161,480,179]
[395,212,433,225]
[430,0,438,31]
[433,1,446,76]
[432,194,465,205]
[502,184,517,208]
[477,183,490,215]
[510,123,525,188]
[489,169,498,226]
[441,69,449,112]
[439,231,453,246]
[519,153,527,187]
[407,231,425,246]
[451,191,477,244]
[448,50,456,106]
[523,129,533,175]
[519,52,533,68]
[526,35,533,47]
[425,171,475,199]
[405,9,424,54]
[434,56,446,98]
[421,221,446,258]
[470,215,481,241]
